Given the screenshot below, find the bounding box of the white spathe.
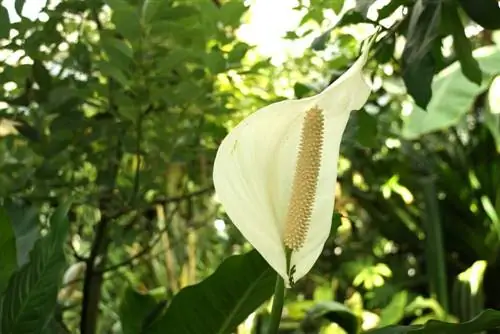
[213,39,373,285]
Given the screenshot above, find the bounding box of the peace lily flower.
[213,37,374,287]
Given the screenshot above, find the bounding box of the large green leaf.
[457,0,500,30]
[0,208,17,295]
[0,6,9,39]
[402,46,500,139]
[301,301,360,334]
[401,0,441,109]
[147,250,275,334]
[444,3,482,85]
[378,291,408,327]
[485,76,500,152]
[365,309,500,333]
[106,0,141,42]
[119,287,159,334]
[0,202,71,334]
[4,202,40,266]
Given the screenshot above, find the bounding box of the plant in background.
[2,0,500,333]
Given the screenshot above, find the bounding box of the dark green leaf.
[365,309,500,333]
[100,34,134,71]
[355,0,376,18]
[147,250,275,334]
[311,28,333,51]
[402,46,500,139]
[303,301,359,334]
[106,0,141,42]
[356,110,378,148]
[378,0,408,20]
[445,4,482,85]
[485,77,500,152]
[32,60,52,96]
[119,287,159,334]
[294,83,313,99]
[457,0,500,30]
[0,208,17,295]
[374,35,395,64]
[155,5,199,21]
[0,7,10,39]
[14,0,24,16]
[228,42,250,64]
[4,202,39,266]
[205,47,227,74]
[402,0,441,109]
[0,202,70,333]
[337,10,366,27]
[13,119,41,142]
[331,0,344,14]
[97,61,130,87]
[378,291,408,326]
[219,1,247,27]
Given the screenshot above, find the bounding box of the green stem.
[268,273,285,334]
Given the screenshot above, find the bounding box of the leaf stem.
[268,273,285,334]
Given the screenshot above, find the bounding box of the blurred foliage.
[0,0,500,333]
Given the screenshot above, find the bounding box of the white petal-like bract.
[213,38,373,285]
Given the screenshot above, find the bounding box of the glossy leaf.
[457,0,500,30]
[445,4,482,85]
[4,202,40,266]
[119,287,159,334]
[402,46,500,139]
[402,0,441,109]
[0,208,17,295]
[302,301,359,334]
[0,202,71,334]
[106,0,141,42]
[0,6,10,39]
[366,309,500,333]
[147,250,275,334]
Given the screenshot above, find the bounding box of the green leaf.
[205,47,227,74]
[147,250,275,334]
[375,35,396,64]
[294,83,314,99]
[0,7,10,39]
[218,1,247,27]
[402,0,441,109]
[100,34,134,71]
[378,0,408,20]
[4,202,40,266]
[365,309,500,333]
[379,291,408,326]
[331,0,344,14]
[0,202,71,333]
[485,76,500,152]
[444,4,482,85]
[302,301,359,334]
[228,42,250,64]
[106,0,141,42]
[356,110,378,148]
[156,5,199,21]
[355,0,376,18]
[402,46,500,139]
[0,208,17,295]
[32,60,52,96]
[14,0,24,16]
[97,61,130,87]
[311,28,333,51]
[119,287,159,334]
[457,0,500,30]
